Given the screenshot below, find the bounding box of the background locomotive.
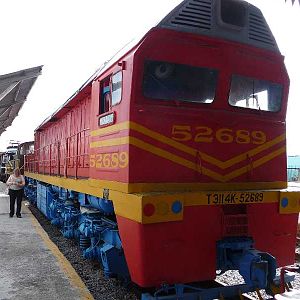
[23,0,300,298]
[0,141,33,182]
[0,141,19,182]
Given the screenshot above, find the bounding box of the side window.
[99,80,111,115]
[111,71,122,106]
[99,71,123,114]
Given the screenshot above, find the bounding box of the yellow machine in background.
[0,141,33,182]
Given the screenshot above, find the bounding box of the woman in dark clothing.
[6,168,25,218]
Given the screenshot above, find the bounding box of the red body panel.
[117,207,221,287]
[248,204,298,267]
[118,204,297,287]
[31,95,91,178]
[127,29,288,186]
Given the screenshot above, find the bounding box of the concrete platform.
[0,183,94,300]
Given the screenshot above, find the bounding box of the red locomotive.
[25,0,300,298]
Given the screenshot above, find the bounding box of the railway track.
[215,279,260,300]
[220,290,261,300]
[140,279,267,300]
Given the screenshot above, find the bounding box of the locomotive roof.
[0,66,43,136]
[36,0,279,132]
[36,38,141,131]
[158,0,279,53]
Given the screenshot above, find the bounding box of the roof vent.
[157,0,279,53]
[170,0,212,30]
[248,12,275,46]
[220,0,246,28]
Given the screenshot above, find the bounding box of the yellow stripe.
[118,189,291,223]
[130,122,285,169]
[279,190,300,214]
[90,121,285,169]
[223,146,286,181]
[25,172,144,222]
[182,190,278,206]
[125,181,286,192]
[25,173,297,224]
[25,206,94,299]
[90,135,286,183]
[24,171,286,193]
[129,136,224,182]
[210,134,285,169]
[252,146,286,169]
[90,135,219,178]
[90,136,129,148]
[90,122,129,137]
[25,172,130,194]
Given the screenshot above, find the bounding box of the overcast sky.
[0,0,299,154]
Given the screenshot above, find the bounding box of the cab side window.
[99,71,123,115]
[111,71,122,106]
[99,79,111,114]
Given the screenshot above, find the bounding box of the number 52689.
[171,125,266,145]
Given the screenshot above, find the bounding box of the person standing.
[7,168,25,218]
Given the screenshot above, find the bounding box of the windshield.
[228,75,282,112]
[143,60,218,104]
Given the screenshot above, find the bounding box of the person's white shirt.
[7,174,25,191]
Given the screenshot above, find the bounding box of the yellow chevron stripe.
[91,136,224,181]
[130,122,285,169]
[223,146,286,181]
[252,146,286,169]
[90,121,285,169]
[129,136,225,182]
[90,136,286,183]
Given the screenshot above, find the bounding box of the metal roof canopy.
[0,66,43,136]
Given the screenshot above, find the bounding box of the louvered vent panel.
[170,0,212,30]
[223,214,248,237]
[249,12,275,46]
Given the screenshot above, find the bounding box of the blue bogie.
[78,193,88,205]
[83,237,101,260]
[100,243,130,279]
[24,178,37,205]
[24,179,130,282]
[217,237,277,289]
[59,187,68,201]
[87,195,114,215]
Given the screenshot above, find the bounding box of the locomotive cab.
[127,25,289,188]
